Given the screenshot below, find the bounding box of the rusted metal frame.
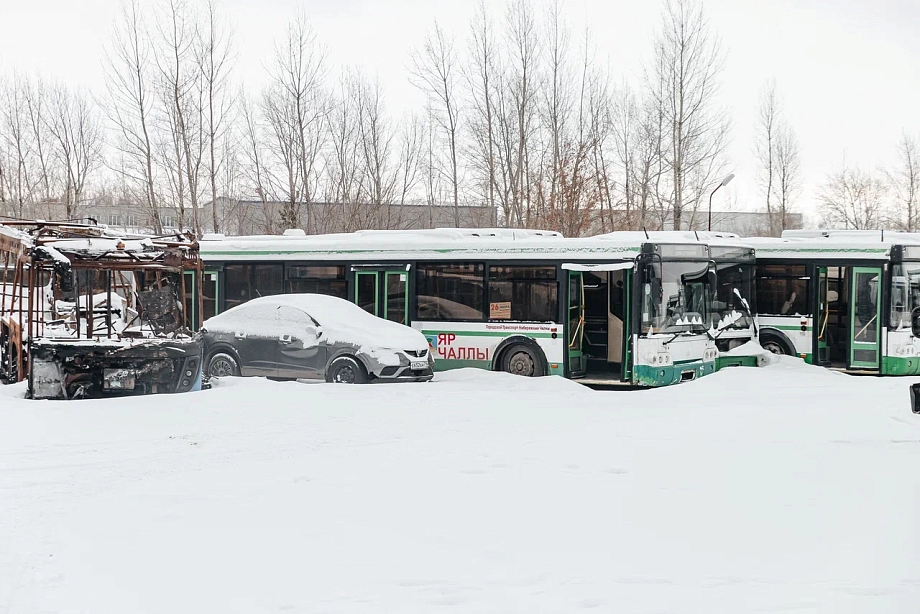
[86,268,94,339]
[197,257,204,332]
[1,250,9,313]
[73,264,80,340]
[180,270,189,330]
[105,270,113,339]
[27,261,34,356]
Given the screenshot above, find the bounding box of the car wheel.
[326,356,368,384]
[207,352,240,377]
[501,344,542,377]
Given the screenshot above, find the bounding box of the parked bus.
[0,219,205,399]
[193,228,756,386]
[748,230,920,375]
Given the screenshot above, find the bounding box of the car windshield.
[713,262,754,330]
[641,260,711,334]
[889,263,920,331]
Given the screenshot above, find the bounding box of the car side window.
[273,306,319,343]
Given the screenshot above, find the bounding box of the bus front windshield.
[713,262,754,330]
[889,263,920,331]
[641,260,711,334]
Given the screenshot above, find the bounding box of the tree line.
[0,0,915,236]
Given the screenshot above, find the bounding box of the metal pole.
[707,185,722,232]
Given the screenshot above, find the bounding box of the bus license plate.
[410,360,427,370]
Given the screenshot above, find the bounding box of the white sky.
[2,0,919,223]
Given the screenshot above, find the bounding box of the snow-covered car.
[200,294,434,384]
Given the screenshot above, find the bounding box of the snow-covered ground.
[2,360,920,612]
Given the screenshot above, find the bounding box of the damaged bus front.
[0,220,204,400]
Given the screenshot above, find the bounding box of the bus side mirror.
[911,307,920,338]
[911,383,920,414]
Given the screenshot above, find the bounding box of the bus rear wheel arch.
[759,330,794,356]
[493,338,548,377]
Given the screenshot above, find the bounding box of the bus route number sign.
[490,302,511,319]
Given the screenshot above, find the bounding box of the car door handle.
[278,335,293,344]
[235,332,246,340]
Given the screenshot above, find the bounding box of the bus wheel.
[761,336,792,356]
[502,344,541,377]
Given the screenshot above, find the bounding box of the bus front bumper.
[633,359,716,386]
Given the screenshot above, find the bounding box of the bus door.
[567,270,586,377]
[182,269,220,331]
[620,268,633,381]
[815,266,830,365]
[849,266,881,370]
[352,266,410,324]
[202,270,220,323]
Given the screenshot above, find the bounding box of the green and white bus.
[190,228,756,386]
[749,230,920,375]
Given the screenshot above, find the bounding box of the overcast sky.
[2,0,919,222]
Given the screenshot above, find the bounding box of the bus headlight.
[655,353,672,366]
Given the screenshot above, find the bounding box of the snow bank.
[2,363,920,612]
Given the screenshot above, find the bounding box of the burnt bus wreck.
[0,219,204,399]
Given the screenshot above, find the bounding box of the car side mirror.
[306,324,322,339]
[911,383,920,414]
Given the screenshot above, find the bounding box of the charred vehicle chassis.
[0,219,205,400]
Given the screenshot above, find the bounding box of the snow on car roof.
[203,294,427,351]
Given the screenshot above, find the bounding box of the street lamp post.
[708,173,735,231]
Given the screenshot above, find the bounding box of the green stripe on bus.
[757,247,888,254]
[421,329,555,339]
[204,246,641,257]
[434,359,492,371]
[767,325,813,331]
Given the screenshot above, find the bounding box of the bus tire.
[500,343,545,377]
[326,355,368,384]
[759,331,794,356]
[207,351,240,378]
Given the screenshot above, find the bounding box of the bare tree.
[239,91,280,233]
[265,12,328,231]
[410,23,462,227]
[647,0,729,230]
[198,0,235,233]
[819,162,887,229]
[103,0,162,232]
[46,84,103,218]
[503,0,539,227]
[0,75,33,217]
[23,77,57,204]
[773,120,801,232]
[886,133,920,232]
[464,0,498,218]
[155,0,204,233]
[754,80,779,234]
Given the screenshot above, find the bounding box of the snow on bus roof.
[746,231,920,260]
[198,228,748,262]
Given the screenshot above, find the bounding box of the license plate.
[410,360,427,370]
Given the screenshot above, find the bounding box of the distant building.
[3,197,796,238]
[588,208,803,237]
[686,210,804,237]
[4,197,497,236]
